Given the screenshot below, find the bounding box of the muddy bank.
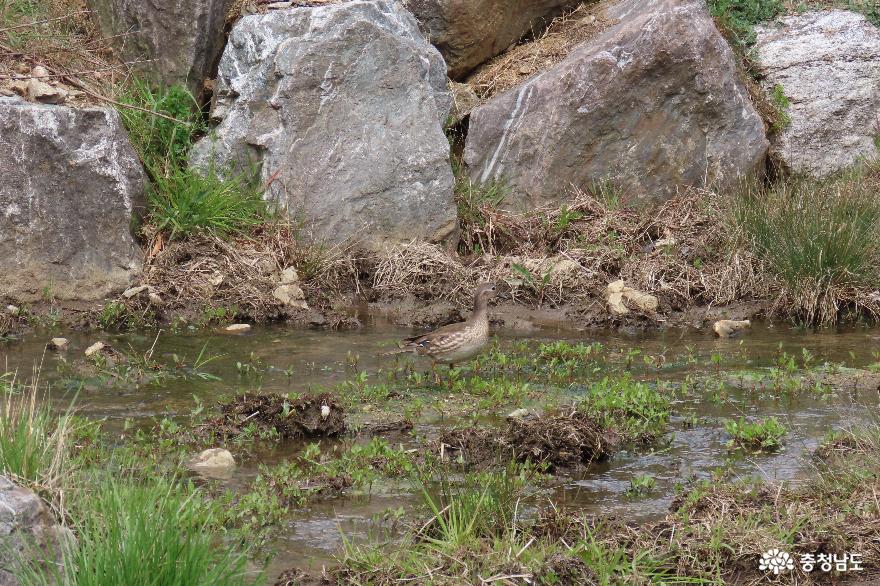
[0,190,787,338]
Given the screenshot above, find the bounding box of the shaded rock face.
[755,10,880,176]
[0,98,145,302]
[191,0,456,248]
[0,476,71,585]
[406,0,579,79]
[464,0,768,209]
[87,0,233,100]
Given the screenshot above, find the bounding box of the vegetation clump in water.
[199,392,345,441]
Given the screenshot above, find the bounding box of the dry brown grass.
[130,223,357,321]
[373,189,773,319]
[466,1,614,101]
[0,0,122,106]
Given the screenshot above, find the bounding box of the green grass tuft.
[118,82,268,240]
[0,374,71,491]
[19,471,253,586]
[732,175,880,324]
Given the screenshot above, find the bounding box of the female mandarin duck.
[388,283,496,377]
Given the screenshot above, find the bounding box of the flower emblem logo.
[760,549,794,575]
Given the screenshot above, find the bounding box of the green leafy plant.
[580,375,671,440]
[626,474,657,498]
[724,416,787,451]
[99,301,127,330]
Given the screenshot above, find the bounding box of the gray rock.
[0,476,72,585]
[464,0,768,209]
[86,0,233,100]
[405,0,579,79]
[0,98,145,302]
[191,0,456,248]
[755,10,880,176]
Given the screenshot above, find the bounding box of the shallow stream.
[2,319,879,575]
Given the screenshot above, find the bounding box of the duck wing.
[401,321,470,355]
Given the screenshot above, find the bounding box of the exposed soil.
[439,410,618,470]
[200,392,345,440]
[352,414,415,437]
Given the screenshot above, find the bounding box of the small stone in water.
[84,341,105,357]
[224,323,251,333]
[713,319,751,338]
[47,338,69,351]
[188,448,236,479]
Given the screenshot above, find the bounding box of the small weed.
[626,474,657,498]
[708,0,783,47]
[99,301,128,330]
[770,83,792,133]
[588,178,625,210]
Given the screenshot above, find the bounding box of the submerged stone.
[188,448,236,479]
[713,319,751,338]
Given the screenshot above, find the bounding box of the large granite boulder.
[87,0,233,100]
[0,98,145,302]
[464,0,768,209]
[755,10,880,176]
[0,476,71,585]
[191,1,456,248]
[406,0,580,79]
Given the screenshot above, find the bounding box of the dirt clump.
[203,392,345,440]
[439,409,617,470]
[273,567,331,586]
